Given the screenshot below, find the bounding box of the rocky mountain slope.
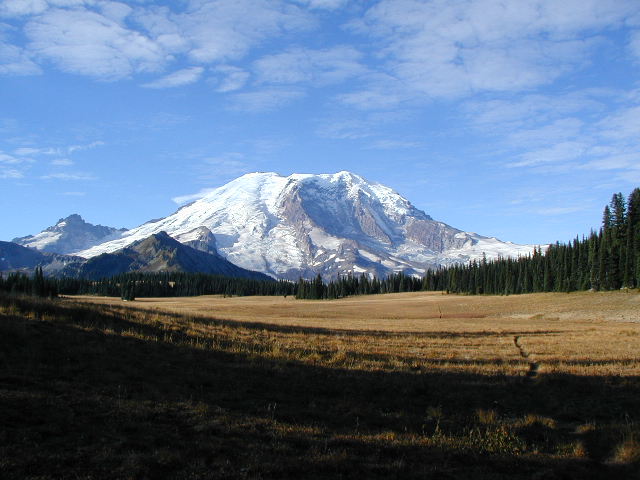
[74,231,269,280]
[0,241,84,275]
[73,172,538,280]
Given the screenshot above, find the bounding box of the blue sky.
[1,0,639,245]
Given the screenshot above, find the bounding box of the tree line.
[0,267,59,298]
[1,271,295,300]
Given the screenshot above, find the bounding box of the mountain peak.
[75,171,538,279]
[13,215,125,255]
[58,213,83,222]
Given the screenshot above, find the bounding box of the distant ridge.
[73,231,270,281]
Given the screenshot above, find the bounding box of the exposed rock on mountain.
[76,231,270,281]
[0,241,84,276]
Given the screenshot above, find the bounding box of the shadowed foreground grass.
[1,292,639,479]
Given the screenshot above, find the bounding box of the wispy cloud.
[0,166,23,178]
[14,146,55,156]
[40,172,96,181]
[25,7,165,80]
[505,118,584,148]
[13,141,104,158]
[535,206,586,216]
[629,30,640,61]
[365,139,423,150]
[172,152,251,203]
[200,154,250,177]
[0,151,23,164]
[508,141,589,168]
[51,158,73,166]
[0,41,41,75]
[596,105,640,140]
[67,140,104,153]
[0,0,48,17]
[253,46,366,87]
[344,0,637,105]
[291,0,349,10]
[142,66,203,88]
[172,187,217,205]
[316,118,375,140]
[177,0,312,64]
[229,88,304,112]
[214,65,249,92]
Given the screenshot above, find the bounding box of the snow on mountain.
[13,214,125,255]
[75,171,539,280]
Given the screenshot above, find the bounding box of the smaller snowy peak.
[13,214,126,255]
[51,214,84,229]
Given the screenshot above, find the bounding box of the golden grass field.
[73,290,640,378]
[2,290,640,479]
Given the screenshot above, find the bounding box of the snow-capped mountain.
[74,171,538,280]
[13,214,125,255]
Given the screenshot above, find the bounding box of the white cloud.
[14,147,50,156]
[3,0,316,87]
[291,0,348,10]
[315,111,408,139]
[366,139,423,150]
[0,0,48,17]
[348,0,638,103]
[465,93,606,131]
[172,187,216,205]
[630,30,640,61]
[583,152,640,171]
[40,172,96,180]
[254,46,365,86]
[535,206,585,216]
[0,166,23,178]
[200,154,249,176]
[0,39,41,75]
[173,152,254,202]
[596,105,640,140]
[229,88,304,112]
[337,84,406,110]
[26,7,165,79]
[0,151,23,163]
[315,118,374,140]
[506,118,583,148]
[508,141,589,168]
[67,140,104,153]
[51,158,73,166]
[174,0,312,64]
[98,1,133,23]
[13,141,103,157]
[214,65,249,92]
[143,66,203,88]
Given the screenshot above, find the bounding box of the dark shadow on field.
[1,297,639,479]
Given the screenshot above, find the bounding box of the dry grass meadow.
[1,290,639,479]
